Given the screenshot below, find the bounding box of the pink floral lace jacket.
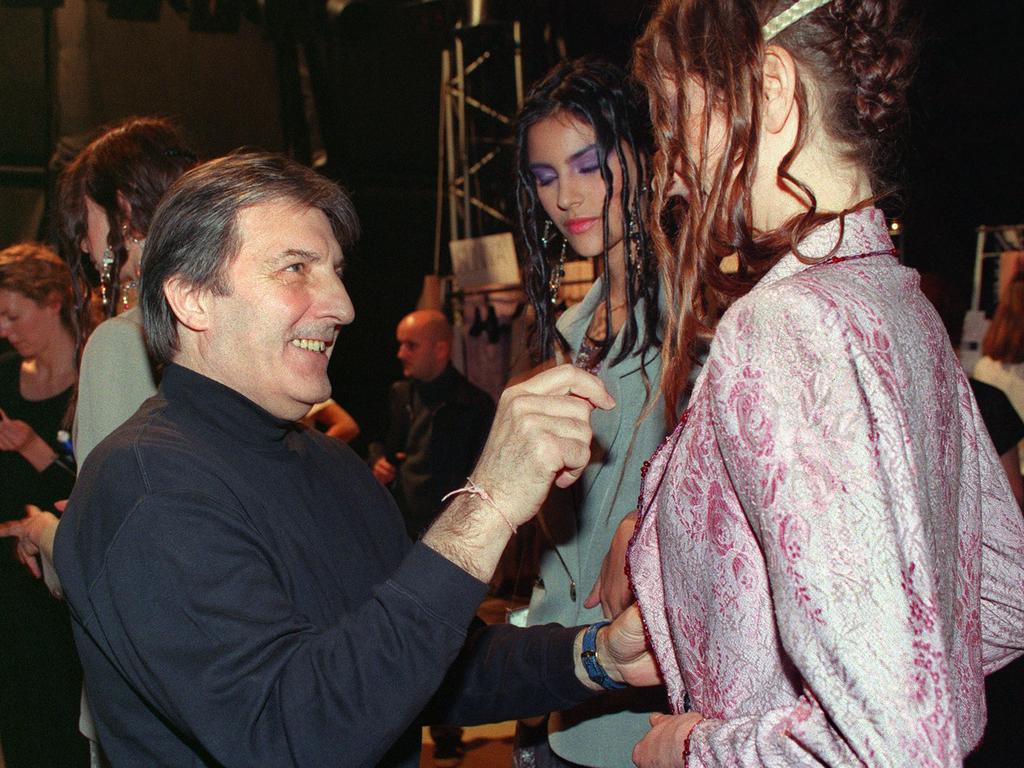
[629,208,1024,766]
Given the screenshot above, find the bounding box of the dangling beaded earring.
[99,247,115,309]
[628,181,649,276]
[121,224,145,311]
[539,218,566,304]
[547,237,567,305]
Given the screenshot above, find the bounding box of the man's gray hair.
[140,151,359,366]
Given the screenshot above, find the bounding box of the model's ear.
[115,191,143,240]
[163,276,210,332]
[762,45,798,135]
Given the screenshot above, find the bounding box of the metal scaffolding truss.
[434,19,523,271]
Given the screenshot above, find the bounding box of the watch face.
[506,606,529,627]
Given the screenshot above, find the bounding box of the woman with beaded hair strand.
[0,117,196,768]
[62,116,197,464]
[626,1,1024,766]
[512,58,669,768]
[2,118,196,599]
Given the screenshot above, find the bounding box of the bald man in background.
[369,310,495,540]
[368,309,495,764]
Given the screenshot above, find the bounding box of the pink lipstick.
[566,217,599,235]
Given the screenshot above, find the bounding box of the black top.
[56,364,591,768]
[970,377,1024,456]
[369,364,495,537]
[0,352,74,526]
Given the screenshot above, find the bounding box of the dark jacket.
[369,365,495,537]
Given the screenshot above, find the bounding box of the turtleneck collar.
[160,363,295,447]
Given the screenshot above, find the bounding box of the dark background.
[0,0,1021,447]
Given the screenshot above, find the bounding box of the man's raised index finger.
[526,364,615,410]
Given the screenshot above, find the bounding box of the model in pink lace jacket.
[628,1,1024,765]
[629,208,1024,766]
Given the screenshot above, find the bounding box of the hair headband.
[762,0,832,40]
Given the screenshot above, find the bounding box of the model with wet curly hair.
[3,119,196,768]
[513,58,669,768]
[627,1,1024,765]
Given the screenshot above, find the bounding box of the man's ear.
[436,339,452,364]
[762,45,798,135]
[163,277,210,332]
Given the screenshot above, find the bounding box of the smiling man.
[53,152,656,767]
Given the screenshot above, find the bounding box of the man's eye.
[285,263,305,274]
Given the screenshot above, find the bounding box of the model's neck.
[754,121,874,231]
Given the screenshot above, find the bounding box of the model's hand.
[596,604,660,688]
[632,712,704,768]
[584,510,637,619]
[372,456,398,485]
[471,364,614,529]
[0,504,61,580]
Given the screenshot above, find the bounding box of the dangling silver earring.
[548,238,567,305]
[540,219,554,248]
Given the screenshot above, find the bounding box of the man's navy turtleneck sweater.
[56,364,591,767]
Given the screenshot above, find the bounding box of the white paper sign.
[449,233,521,289]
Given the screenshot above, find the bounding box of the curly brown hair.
[635,0,916,416]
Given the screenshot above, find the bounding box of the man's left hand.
[589,604,660,688]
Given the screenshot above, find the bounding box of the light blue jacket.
[527,277,668,767]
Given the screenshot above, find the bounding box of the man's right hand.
[473,363,613,528]
[424,364,614,582]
